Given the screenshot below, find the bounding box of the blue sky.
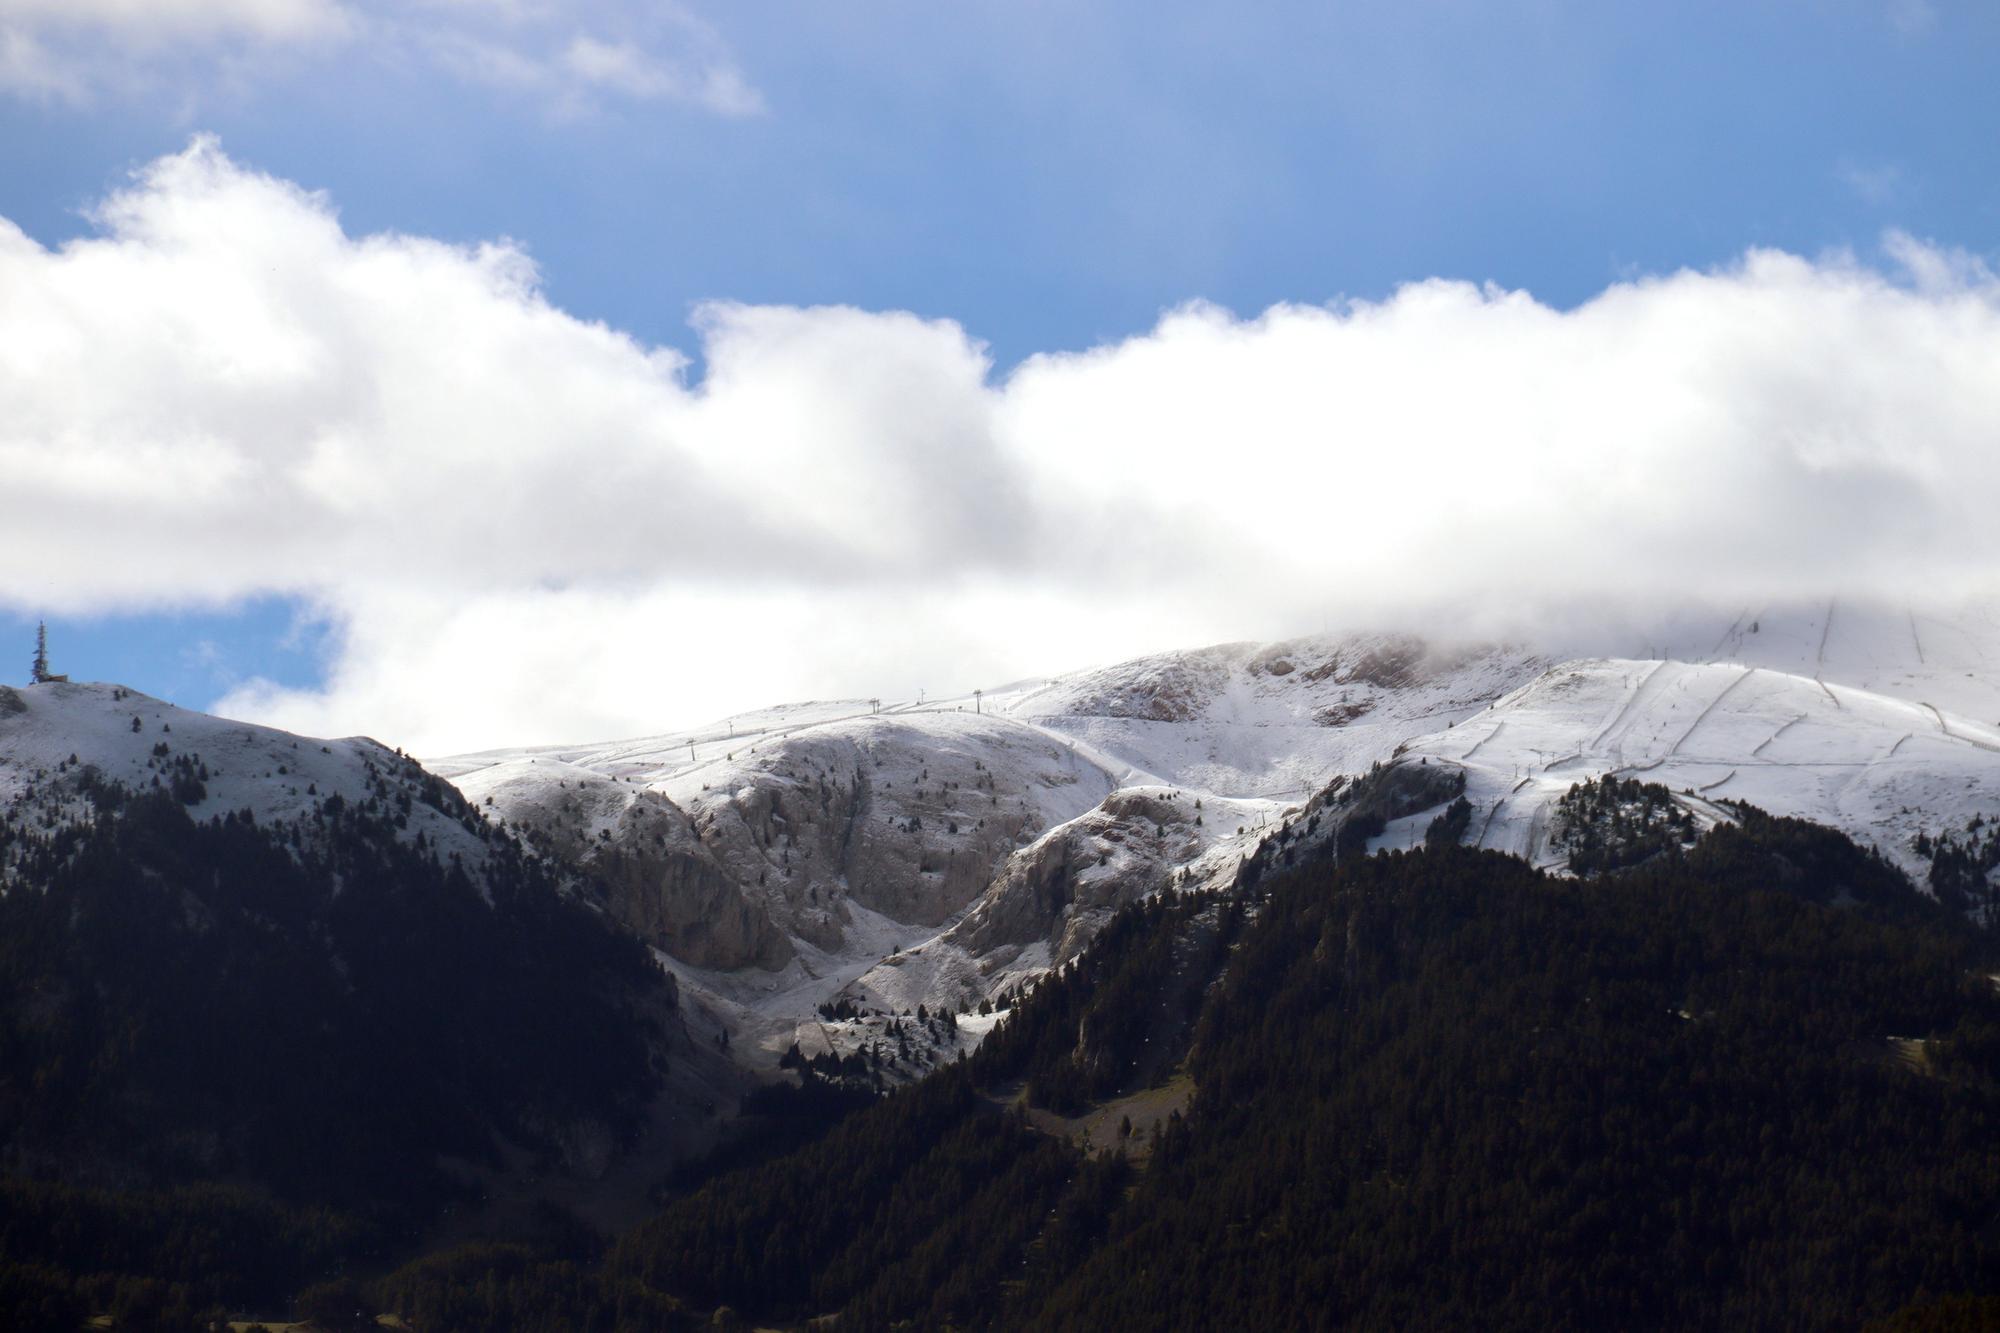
[4,1,2000,747]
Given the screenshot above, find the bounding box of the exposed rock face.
[464,764,795,970]
[943,760,1469,992]
[652,721,1112,966]
[592,794,795,971]
[829,780,1274,1029]
[948,789,1206,962]
[453,714,1115,973]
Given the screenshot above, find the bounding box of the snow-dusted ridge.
[1398,657,2000,886]
[431,602,2000,1075]
[1001,633,1552,800]
[1,680,494,881]
[432,632,1557,1065]
[10,601,2000,1089]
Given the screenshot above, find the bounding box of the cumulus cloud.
[6,141,2000,750]
[0,0,759,115]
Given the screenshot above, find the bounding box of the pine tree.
[31,621,49,684]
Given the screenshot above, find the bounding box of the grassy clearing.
[1017,1070,1196,1160]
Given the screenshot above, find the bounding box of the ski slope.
[1398,658,2000,880]
[1570,599,2000,729]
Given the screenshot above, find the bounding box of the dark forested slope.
[1041,844,1997,1329]
[443,794,2000,1332]
[0,776,682,1328]
[10,772,1999,1331]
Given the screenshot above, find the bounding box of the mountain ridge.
[428,602,2000,1074]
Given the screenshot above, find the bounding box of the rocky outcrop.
[588,793,795,970]
[947,788,1208,964]
[1042,645,1238,722]
[461,714,1114,973]
[949,760,1471,989]
[661,726,1095,959]
[464,765,795,971]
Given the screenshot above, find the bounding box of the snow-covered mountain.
[1003,633,1550,798]
[1395,656,2000,885]
[8,626,1992,1324]
[432,599,2000,1076]
[432,635,1557,1064]
[1,678,491,874]
[9,598,2000,1093]
[1612,600,2000,725]
[0,678,746,1233]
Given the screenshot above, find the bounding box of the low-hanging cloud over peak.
[4,139,1999,751]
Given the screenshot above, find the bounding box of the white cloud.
[0,0,760,115]
[6,141,2000,751]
